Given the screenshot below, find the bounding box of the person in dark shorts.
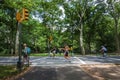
[63,45,70,60]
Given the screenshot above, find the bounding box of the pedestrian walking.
[22,43,31,65]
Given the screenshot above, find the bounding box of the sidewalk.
[14,66,97,80]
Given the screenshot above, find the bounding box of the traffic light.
[49,36,53,41]
[16,12,22,22]
[22,8,29,20]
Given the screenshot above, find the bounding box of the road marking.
[74,57,86,64]
[31,58,42,62]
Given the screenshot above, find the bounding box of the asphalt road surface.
[0,56,120,66]
[0,56,120,80]
[15,66,97,80]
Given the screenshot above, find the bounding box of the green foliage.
[0,0,120,55]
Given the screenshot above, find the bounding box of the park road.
[15,66,97,80]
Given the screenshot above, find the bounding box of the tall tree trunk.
[114,19,120,54]
[88,41,91,54]
[79,23,85,55]
[10,32,14,55]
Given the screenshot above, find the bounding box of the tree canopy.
[0,0,120,55]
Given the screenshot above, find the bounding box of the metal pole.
[17,22,22,71]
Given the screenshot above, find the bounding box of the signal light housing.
[16,12,22,22]
[22,8,29,20]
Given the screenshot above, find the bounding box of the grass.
[30,53,49,56]
[0,53,13,56]
[30,53,65,57]
[0,65,18,80]
[0,65,28,80]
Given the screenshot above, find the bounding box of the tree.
[107,0,120,54]
[63,0,95,55]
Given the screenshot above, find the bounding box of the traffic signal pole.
[16,8,29,71]
[17,22,23,71]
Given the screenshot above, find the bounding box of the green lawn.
[0,65,28,80]
[0,65,18,80]
[0,53,13,56]
[30,53,64,57]
[30,53,49,56]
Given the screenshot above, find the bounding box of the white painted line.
[31,58,42,62]
[31,63,38,66]
[74,57,86,64]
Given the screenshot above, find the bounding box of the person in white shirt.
[100,46,107,57]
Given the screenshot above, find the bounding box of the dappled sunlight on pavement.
[80,64,120,80]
